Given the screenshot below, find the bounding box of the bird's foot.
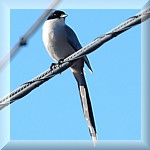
[58,59,64,65]
[50,63,58,70]
[50,59,64,70]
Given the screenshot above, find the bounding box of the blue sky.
[10,9,141,141]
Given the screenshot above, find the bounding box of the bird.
[42,10,98,145]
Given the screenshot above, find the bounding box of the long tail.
[73,71,98,146]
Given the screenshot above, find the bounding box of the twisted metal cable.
[0,0,61,71]
[0,7,150,110]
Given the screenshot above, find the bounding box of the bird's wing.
[65,25,82,50]
[65,25,93,73]
[72,71,98,146]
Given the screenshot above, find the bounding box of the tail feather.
[79,85,98,145]
[73,71,98,146]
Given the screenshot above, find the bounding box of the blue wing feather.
[65,25,93,72]
[65,25,82,50]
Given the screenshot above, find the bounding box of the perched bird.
[42,10,98,145]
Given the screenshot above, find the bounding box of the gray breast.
[42,19,75,61]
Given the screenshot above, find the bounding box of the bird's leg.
[50,59,64,70]
[58,59,64,74]
[58,59,64,65]
[50,63,58,70]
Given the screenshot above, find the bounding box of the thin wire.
[0,0,61,71]
[0,6,150,110]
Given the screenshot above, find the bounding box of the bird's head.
[47,10,68,20]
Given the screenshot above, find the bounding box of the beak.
[60,14,68,18]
